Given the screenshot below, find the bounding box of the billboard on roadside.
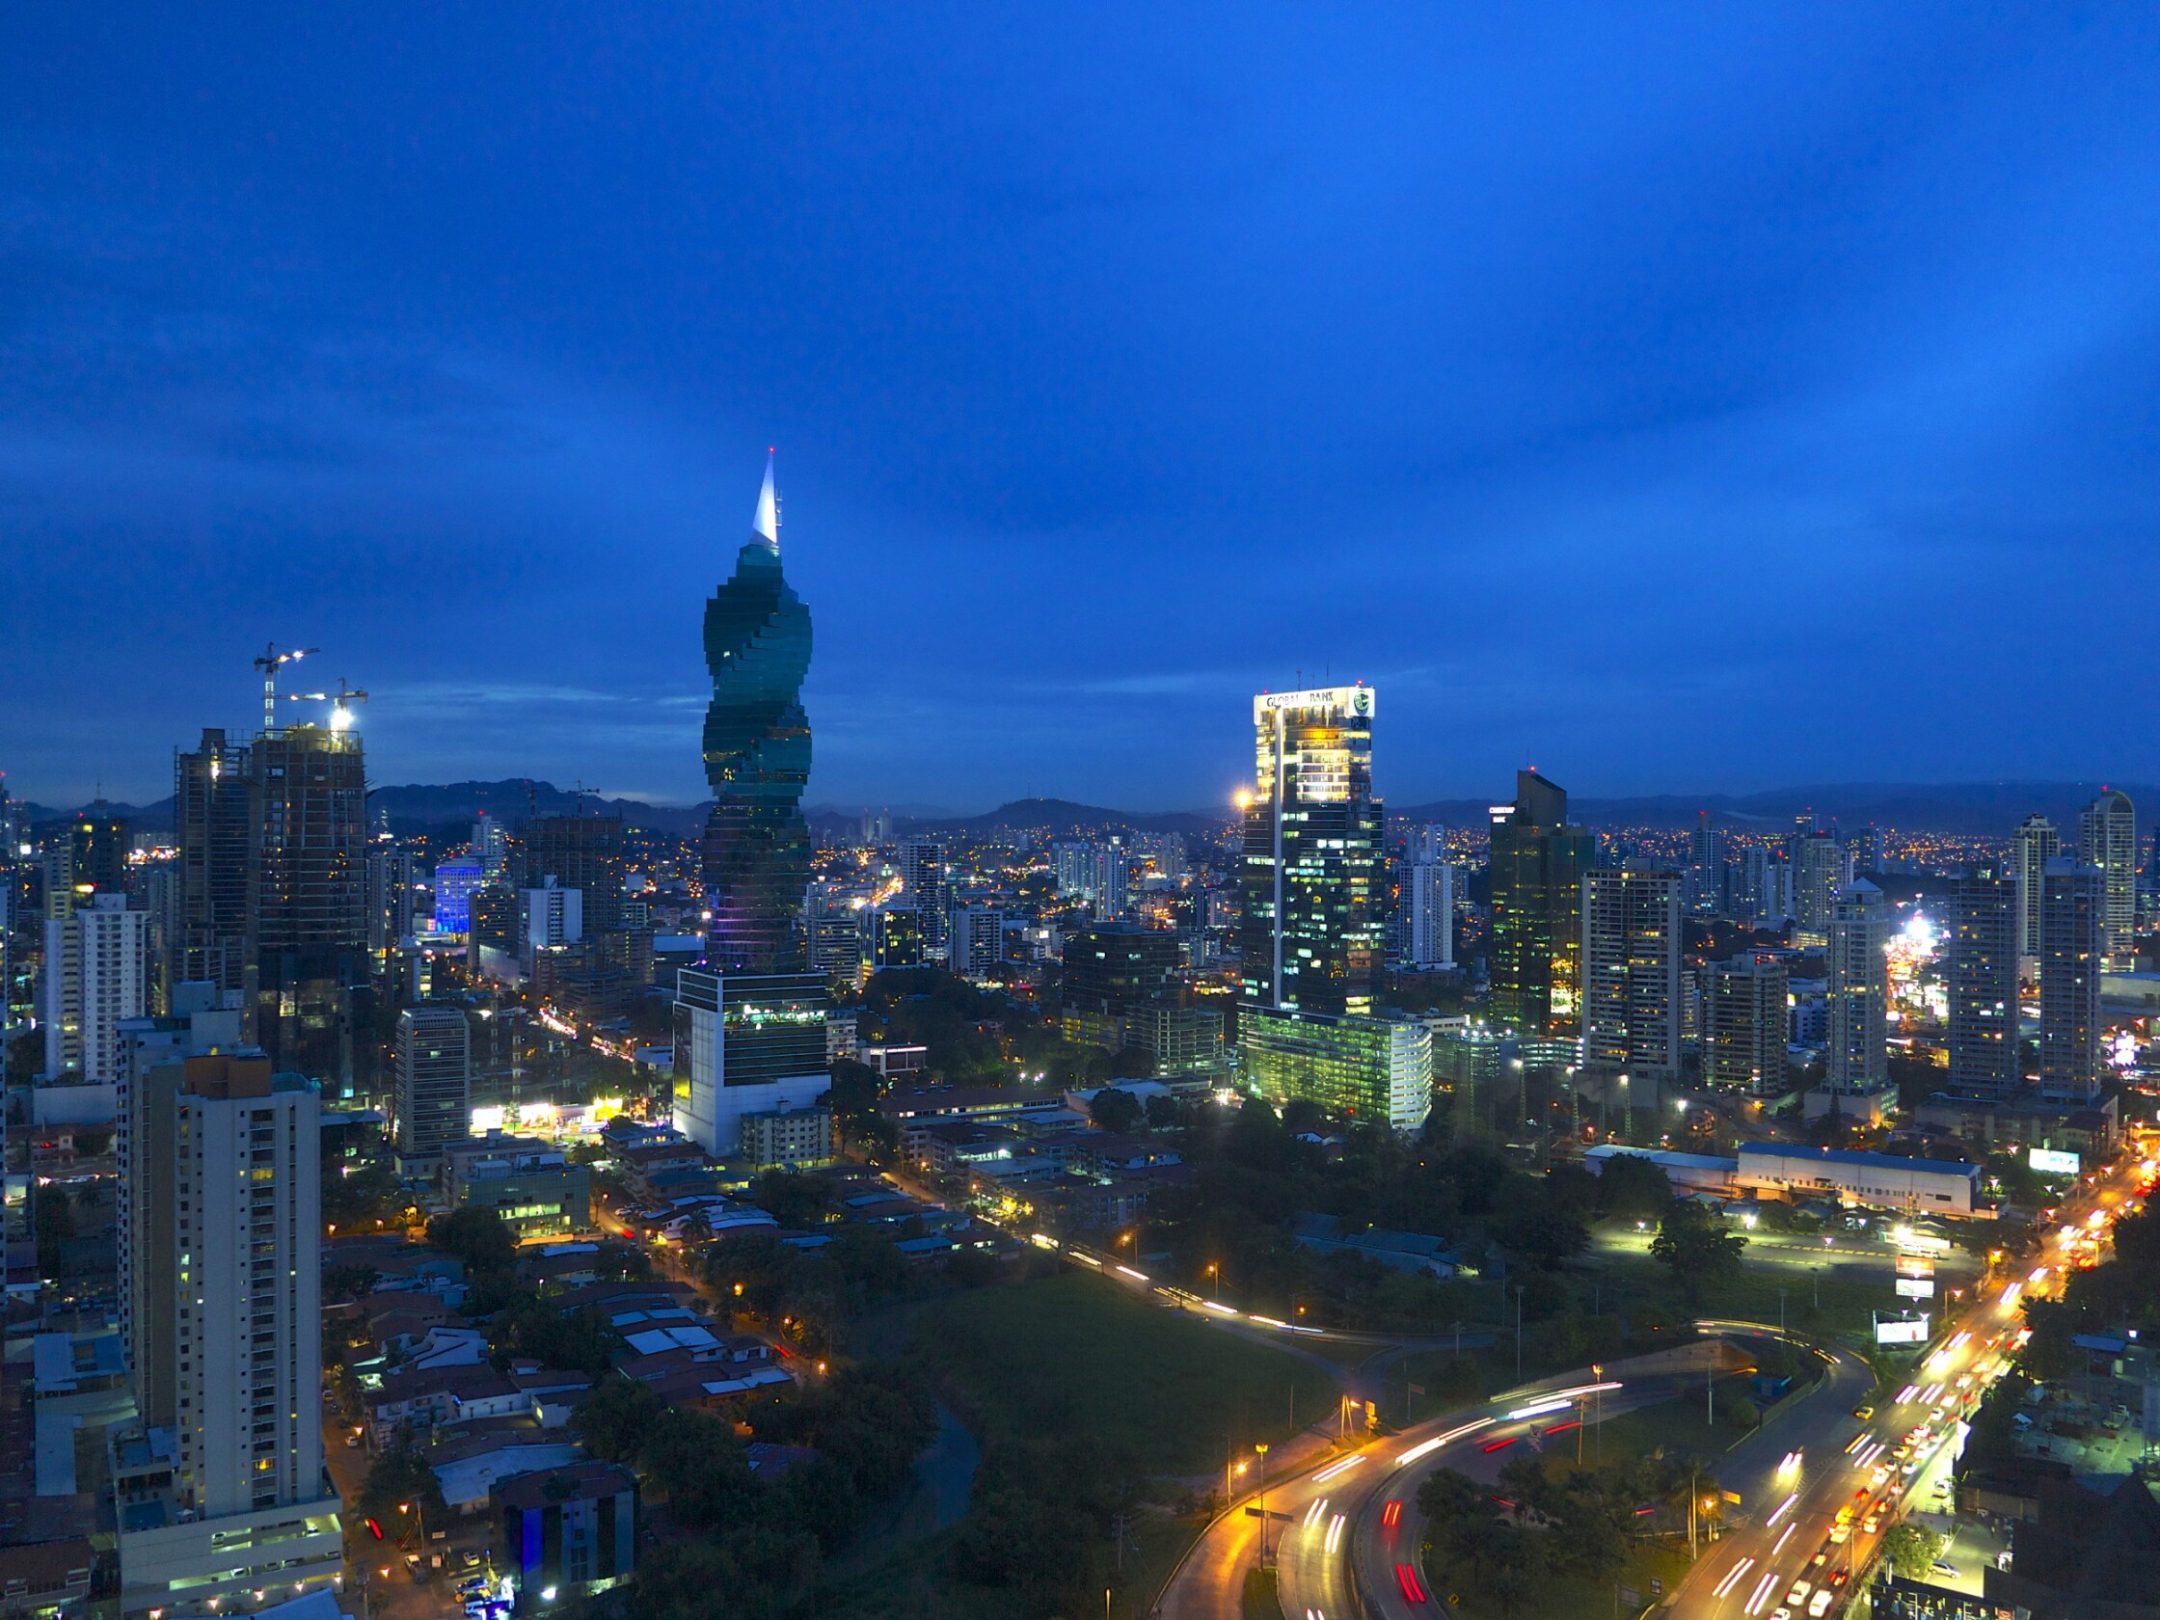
[2029,1147,2082,1176]
[1896,1276,1935,1299]
[1875,1313,1930,1346]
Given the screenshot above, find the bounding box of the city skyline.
[8,8,2160,807]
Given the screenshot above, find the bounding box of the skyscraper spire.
[752,446,779,551]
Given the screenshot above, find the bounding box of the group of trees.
[1417,1447,1720,1617]
[571,1362,936,1620]
[692,1220,924,1355]
[2021,1199,2160,1378]
[1649,1201,1750,1302]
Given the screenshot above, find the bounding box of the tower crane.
[281,677,370,731]
[253,643,320,731]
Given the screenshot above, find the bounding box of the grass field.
[1575,1238,1898,1345]
[910,1270,1339,1474]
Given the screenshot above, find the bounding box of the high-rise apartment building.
[396,1003,472,1168]
[1824,879,1887,1094]
[249,724,367,1083]
[947,903,1007,980]
[1579,866,1682,1081]
[1487,770,1593,1035]
[1794,833,1852,941]
[1091,841,1130,921]
[115,1051,341,1614]
[897,839,948,953]
[1737,843,1792,926]
[1052,840,1097,901]
[1705,955,1788,1095]
[699,453,812,975]
[1686,810,1725,914]
[2039,858,2104,1101]
[2080,789,2137,971]
[41,891,150,1082]
[1402,854,1456,970]
[1946,864,2021,1101]
[2012,813,2061,970]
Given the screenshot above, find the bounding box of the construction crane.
[253,643,320,731]
[281,677,369,731]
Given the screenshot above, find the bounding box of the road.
[1664,1135,2156,1619]
[1155,1337,1748,1620]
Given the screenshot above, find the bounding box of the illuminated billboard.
[1874,1314,1930,1346]
[1896,1277,1935,1299]
[2029,1147,2082,1177]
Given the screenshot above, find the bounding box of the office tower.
[1052,839,1098,901]
[173,728,254,997]
[1405,823,1447,865]
[1061,921,1181,1048]
[807,908,864,978]
[248,723,367,1083]
[70,801,131,897]
[525,814,627,934]
[674,455,832,1157]
[1091,840,1130,920]
[1403,855,1456,969]
[1794,833,1851,940]
[396,1003,472,1168]
[2080,789,2137,971]
[2012,813,2061,969]
[1580,866,1683,1081]
[1946,864,2021,1101]
[2038,858,2104,1100]
[1685,810,1724,914]
[1239,686,1383,1015]
[472,810,508,877]
[115,1051,340,1614]
[1487,770,1594,1035]
[699,452,812,975]
[671,968,831,1156]
[863,905,923,977]
[431,858,484,933]
[1706,955,1788,1095]
[1824,879,1888,1093]
[363,819,397,955]
[1239,685,1428,1126]
[470,884,517,956]
[948,903,1007,981]
[897,838,948,953]
[41,891,150,1082]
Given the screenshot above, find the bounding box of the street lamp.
[1207,1262,1219,1302]
[1255,1443,1271,1566]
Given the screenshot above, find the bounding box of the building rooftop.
[493,1459,635,1512]
[1737,1142,1981,1179]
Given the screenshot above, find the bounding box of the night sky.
[6,7,2158,813]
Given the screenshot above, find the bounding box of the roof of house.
[493,1459,636,1512]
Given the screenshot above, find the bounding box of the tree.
[1144,1093,1183,1130]
[1649,1201,1747,1302]
[1881,1522,1945,1579]
[1107,1044,1157,1079]
[425,1207,516,1275]
[1594,1153,1673,1219]
[1088,1086,1143,1133]
[570,1374,665,1464]
[644,1410,756,1529]
[358,1443,448,1530]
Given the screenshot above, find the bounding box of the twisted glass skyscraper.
[700,452,812,973]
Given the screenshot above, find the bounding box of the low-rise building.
[442,1133,592,1238]
[1734,1143,1982,1217]
[495,1461,638,1613]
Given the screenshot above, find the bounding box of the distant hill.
[895,797,1230,838]
[17,779,2151,843]
[1395,781,2160,837]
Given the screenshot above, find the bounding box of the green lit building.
[1240,1005,1431,1129]
[1486,770,1593,1037]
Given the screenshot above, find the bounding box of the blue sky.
[4,5,2158,811]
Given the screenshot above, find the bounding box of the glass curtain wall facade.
[1487,770,1593,1036]
[700,453,813,975]
[1238,686,1382,1016]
